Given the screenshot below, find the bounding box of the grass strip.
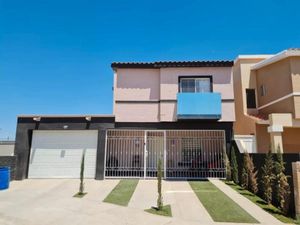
[103,179,138,206]
[145,205,172,217]
[224,181,296,224]
[189,181,258,223]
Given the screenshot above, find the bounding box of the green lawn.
[189,181,258,223]
[224,181,296,224]
[145,205,172,217]
[103,179,138,206]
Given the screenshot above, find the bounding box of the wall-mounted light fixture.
[33,117,41,122]
[63,125,68,129]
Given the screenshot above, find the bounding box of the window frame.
[178,76,213,93]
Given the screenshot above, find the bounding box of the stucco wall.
[294,96,300,119]
[115,102,160,122]
[256,124,270,153]
[233,59,262,135]
[291,57,300,92]
[256,58,293,107]
[259,97,295,116]
[283,127,300,153]
[114,69,160,101]
[159,67,234,100]
[114,67,235,122]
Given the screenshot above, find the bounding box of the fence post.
[292,162,300,218]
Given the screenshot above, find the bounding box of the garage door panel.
[28,130,98,178]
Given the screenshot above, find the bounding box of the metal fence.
[105,129,226,179]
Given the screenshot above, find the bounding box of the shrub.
[261,151,275,205]
[241,153,249,188]
[79,152,85,194]
[230,147,239,184]
[241,152,258,194]
[157,158,163,210]
[225,153,232,181]
[248,155,258,194]
[274,147,291,215]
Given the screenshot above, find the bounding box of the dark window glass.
[246,89,256,108]
[180,77,211,93]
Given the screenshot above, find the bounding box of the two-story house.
[14,60,235,180]
[233,49,300,153]
[109,61,235,179]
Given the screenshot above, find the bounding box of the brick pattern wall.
[0,156,17,180]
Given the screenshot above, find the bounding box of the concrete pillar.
[268,125,283,153]
[292,162,300,218]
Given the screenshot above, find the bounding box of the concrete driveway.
[0,179,257,225]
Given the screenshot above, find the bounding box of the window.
[246,89,256,109]
[180,77,212,93]
[260,85,266,96]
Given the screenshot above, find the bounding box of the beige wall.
[256,58,293,107]
[114,102,160,122]
[291,57,300,92]
[259,97,295,116]
[294,96,300,119]
[159,67,234,100]
[114,67,235,122]
[283,127,300,153]
[114,68,160,101]
[233,58,263,135]
[256,124,270,153]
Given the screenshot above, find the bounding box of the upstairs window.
[180,77,212,93]
[246,89,256,109]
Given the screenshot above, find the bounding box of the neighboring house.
[233,49,300,153]
[14,60,235,180]
[0,140,14,156]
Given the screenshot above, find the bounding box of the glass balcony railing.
[177,92,222,119]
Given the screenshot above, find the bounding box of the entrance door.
[145,131,165,178]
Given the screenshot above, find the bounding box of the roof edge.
[18,114,115,118]
[111,60,234,69]
[251,49,300,70]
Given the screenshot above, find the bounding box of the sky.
[1,0,300,139]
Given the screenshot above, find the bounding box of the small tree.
[248,155,258,194]
[261,151,275,204]
[225,153,232,181]
[274,146,291,215]
[79,152,85,194]
[230,147,239,184]
[241,152,249,188]
[157,158,163,210]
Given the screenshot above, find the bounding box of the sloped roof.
[111,60,233,69]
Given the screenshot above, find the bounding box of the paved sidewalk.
[164,181,214,223]
[130,180,213,223]
[128,180,157,209]
[209,179,283,225]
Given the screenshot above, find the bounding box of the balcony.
[177,92,222,119]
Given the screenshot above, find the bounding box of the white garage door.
[28,130,98,178]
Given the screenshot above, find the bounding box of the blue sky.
[1,0,300,139]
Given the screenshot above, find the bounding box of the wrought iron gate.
[105,129,226,179]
